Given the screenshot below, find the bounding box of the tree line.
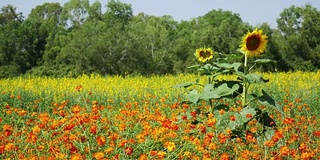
[0,0,319,78]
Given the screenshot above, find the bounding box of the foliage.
[0,2,320,77]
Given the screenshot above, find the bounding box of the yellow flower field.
[0,71,319,159]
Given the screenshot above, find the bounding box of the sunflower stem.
[243,54,248,107]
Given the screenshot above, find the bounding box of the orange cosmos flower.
[230,115,236,121]
[96,136,106,146]
[75,85,82,92]
[138,154,148,160]
[156,151,166,159]
[279,146,290,156]
[32,125,41,135]
[220,153,230,160]
[125,147,133,156]
[90,125,97,134]
[5,142,15,151]
[105,147,114,154]
[219,109,225,115]
[70,153,84,160]
[164,141,176,151]
[92,152,104,160]
[71,105,81,114]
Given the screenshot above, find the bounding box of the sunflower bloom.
[195,48,214,63]
[240,28,268,57]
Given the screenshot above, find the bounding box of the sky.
[1,0,320,28]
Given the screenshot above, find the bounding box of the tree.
[61,0,90,28]
[0,5,24,77]
[276,4,320,71]
[127,13,177,74]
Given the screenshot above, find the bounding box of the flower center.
[199,50,211,58]
[246,35,261,51]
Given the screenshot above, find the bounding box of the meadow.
[0,71,319,159]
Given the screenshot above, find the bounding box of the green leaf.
[185,90,200,104]
[200,83,240,100]
[214,104,230,111]
[237,49,247,55]
[245,73,269,84]
[228,121,237,130]
[203,84,215,92]
[255,59,277,64]
[256,111,277,128]
[263,127,275,140]
[215,62,242,71]
[255,90,284,114]
[172,82,197,88]
[239,107,256,123]
[187,64,201,69]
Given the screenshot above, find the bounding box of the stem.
[243,54,248,107]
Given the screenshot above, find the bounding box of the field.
[0,71,319,160]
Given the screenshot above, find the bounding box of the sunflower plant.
[175,28,283,140]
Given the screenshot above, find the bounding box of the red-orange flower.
[230,115,236,121]
[125,147,133,156]
[220,153,230,160]
[92,152,104,160]
[70,153,84,160]
[279,146,289,156]
[96,136,106,146]
[138,154,148,160]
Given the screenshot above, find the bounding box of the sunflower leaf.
[187,64,201,69]
[255,59,277,64]
[185,90,200,104]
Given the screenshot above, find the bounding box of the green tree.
[0,5,24,77]
[127,13,177,74]
[61,0,90,28]
[275,4,320,71]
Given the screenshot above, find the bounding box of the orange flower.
[230,115,236,121]
[299,143,307,151]
[272,130,283,143]
[219,109,225,115]
[246,132,256,143]
[90,125,97,134]
[218,133,228,144]
[70,153,84,160]
[5,142,15,151]
[156,151,166,159]
[301,152,312,159]
[92,152,104,160]
[71,105,81,114]
[264,140,275,147]
[220,153,230,160]
[138,154,148,160]
[241,150,250,159]
[0,145,4,155]
[125,147,133,156]
[32,125,41,135]
[96,136,106,146]
[164,141,176,151]
[283,117,295,124]
[279,146,289,156]
[104,147,114,154]
[75,85,82,92]
[246,113,253,119]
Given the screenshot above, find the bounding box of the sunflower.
[195,47,214,63]
[240,28,268,57]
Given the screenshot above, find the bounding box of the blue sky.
[1,0,320,28]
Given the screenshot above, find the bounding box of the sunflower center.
[199,50,211,58]
[246,35,261,51]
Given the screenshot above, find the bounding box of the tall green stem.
[243,54,248,107]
